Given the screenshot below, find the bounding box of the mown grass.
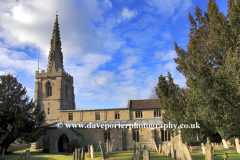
[3,147,240,160]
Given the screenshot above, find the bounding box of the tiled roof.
[130,99,161,110]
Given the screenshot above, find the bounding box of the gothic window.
[115,112,120,119]
[154,110,161,117]
[46,81,52,97]
[161,130,171,141]
[104,129,110,143]
[68,113,73,121]
[95,112,100,120]
[48,107,50,114]
[135,111,142,118]
[65,84,68,100]
[132,129,139,142]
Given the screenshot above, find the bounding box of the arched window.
[135,111,142,118]
[46,81,52,97]
[154,110,161,117]
[65,84,68,99]
[48,107,50,114]
[115,112,120,119]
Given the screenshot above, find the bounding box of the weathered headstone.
[211,144,215,157]
[170,142,175,159]
[182,143,192,160]
[72,152,75,160]
[223,153,228,160]
[90,144,94,158]
[134,149,141,160]
[201,143,206,155]
[235,138,240,153]
[177,141,185,160]
[143,149,150,160]
[75,148,78,160]
[167,142,171,156]
[222,139,229,149]
[99,141,106,160]
[162,143,165,155]
[110,139,114,153]
[1,148,5,160]
[81,147,85,160]
[159,144,162,153]
[205,144,213,160]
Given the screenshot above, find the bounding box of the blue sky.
[0,0,228,109]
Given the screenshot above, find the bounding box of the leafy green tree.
[174,0,240,141]
[0,74,45,153]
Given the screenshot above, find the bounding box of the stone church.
[34,15,179,153]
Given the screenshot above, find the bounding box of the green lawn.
[3,147,240,160]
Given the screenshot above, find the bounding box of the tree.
[0,74,45,153]
[148,85,159,99]
[174,0,240,141]
[155,72,217,144]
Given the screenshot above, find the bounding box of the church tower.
[34,15,75,124]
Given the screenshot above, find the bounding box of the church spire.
[47,15,63,72]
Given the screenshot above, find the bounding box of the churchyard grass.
[3,147,240,160]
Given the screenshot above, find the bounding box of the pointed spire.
[47,14,63,72]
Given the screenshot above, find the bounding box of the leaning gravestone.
[134,149,141,160]
[90,144,94,158]
[235,138,240,153]
[205,144,213,160]
[222,139,229,149]
[182,143,192,160]
[143,149,150,160]
[177,141,186,160]
[99,141,106,160]
[201,143,206,155]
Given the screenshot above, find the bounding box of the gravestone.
[235,138,240,153]
[99,141,106,160]
[88,145,90,157]
[159,144,162,153]
[177,141,185,160]
[143,149,150,160]
[75,148,78,160]
[78,148,81,160]
[211,143,215,156]
[223,153,228,160]
[134,149,141,160]
[1,148,5,160]
[72,152,75,160]
[170,142,175,159]
[222,139,229,149]
[205,144,213,160]
[90,144,94,158]
[182,143,192,160]
[167,142,171,156]
[25,150,27,160]
[162,143,165,155]
[81,147,85,160]
[201,143,206,155]
[133,141,136,154]
[110,139,114,153]
[106,139,109,154]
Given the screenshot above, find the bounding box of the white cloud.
[154,50,177,61]
[118,7,138,22]
[118,56,141,70]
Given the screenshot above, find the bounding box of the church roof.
[130,99,161,110]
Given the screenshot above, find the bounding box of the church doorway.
[58,133,69,152]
